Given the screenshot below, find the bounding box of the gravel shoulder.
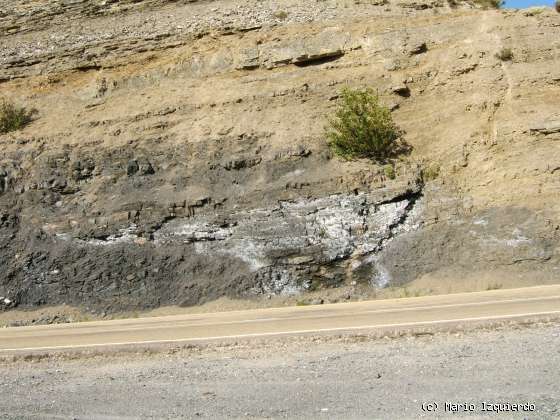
[1,321,559,419]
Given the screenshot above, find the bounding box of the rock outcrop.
[0,0,559,312]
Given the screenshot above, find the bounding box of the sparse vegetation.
[556,0,560,13]
[0,99,35,134]
[326,88,400,161]
[422,164,440,181]
[486,283,503,291]
[384,164,396,180]
[496,47,513,61]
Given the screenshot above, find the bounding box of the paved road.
[1,285,560,353]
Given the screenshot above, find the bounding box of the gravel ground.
[0,322,559,419]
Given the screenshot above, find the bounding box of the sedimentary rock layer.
[0,0,559,311]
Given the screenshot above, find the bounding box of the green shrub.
[556,0,560,12]
[422,164,440,181]
[326,88,399,160]
[384,164,396,180]
[0,100,35,134]
[496,47,513,61]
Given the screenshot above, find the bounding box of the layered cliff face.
[0,0,559,312]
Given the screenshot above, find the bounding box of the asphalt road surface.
[1,285,560,354]
[1,308,560,419]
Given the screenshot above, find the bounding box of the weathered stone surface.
[262,29,350,68]
[530,119,560,135]
[391,83,411,97]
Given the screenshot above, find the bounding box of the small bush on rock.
[0,100,35,134]
[326,88,399,160]
[384,164,396,180]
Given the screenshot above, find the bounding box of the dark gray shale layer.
[0,149,427,311]
[0,151,555,312]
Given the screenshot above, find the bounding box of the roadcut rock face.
[0,0,559,312]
